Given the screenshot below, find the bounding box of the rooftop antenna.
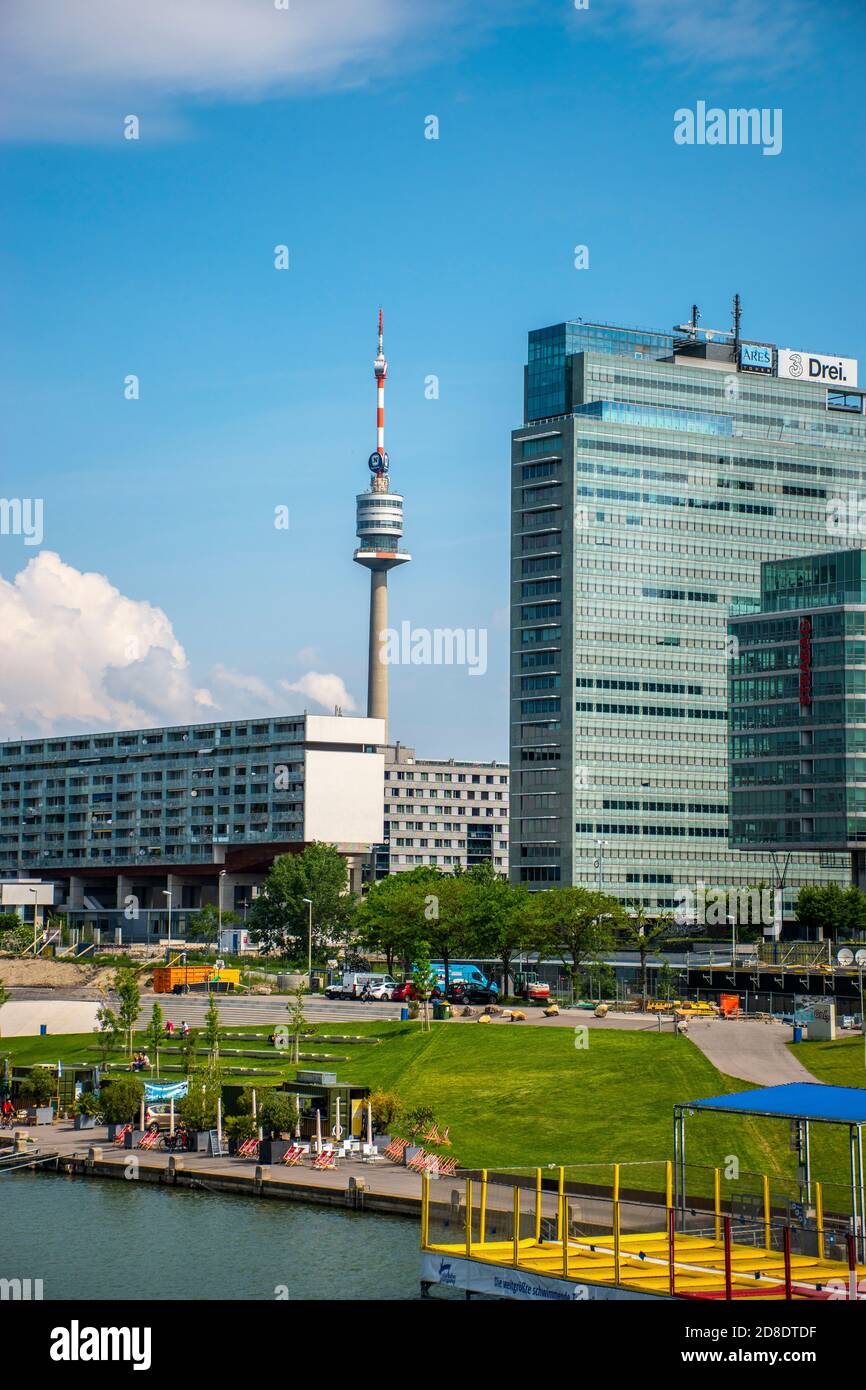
[732,293,742,361]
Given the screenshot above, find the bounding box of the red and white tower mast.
[353,309,410,733]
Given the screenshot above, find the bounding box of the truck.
[513,972,551,1003]
[429,962,499,1002]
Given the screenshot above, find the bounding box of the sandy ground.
[0,956,117,991]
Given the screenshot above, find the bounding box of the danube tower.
[353,309,410,734]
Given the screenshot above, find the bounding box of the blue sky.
[1,0,865,757]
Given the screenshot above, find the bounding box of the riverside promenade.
[2,1120,424,1217]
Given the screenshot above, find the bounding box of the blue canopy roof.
[684,1082,866,1125]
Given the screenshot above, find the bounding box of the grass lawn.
[2,1019,828,1199]
[789,1034,866,1090]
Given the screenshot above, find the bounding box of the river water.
[2,1171,423,1301]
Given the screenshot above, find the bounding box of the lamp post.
[163,889,173,953]
[218,868,226,945]
[29,886,40,956]
[594,839,608,894]
[727,912,737,973]
[302,897,313,987]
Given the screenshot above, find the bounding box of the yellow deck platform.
[425,1231,865,1299]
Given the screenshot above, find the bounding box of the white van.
[325,972,397,1001]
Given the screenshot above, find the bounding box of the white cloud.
[0,551,357,735]
[281,671,358,713]
[616,0,815,75]
[0,0,502,140]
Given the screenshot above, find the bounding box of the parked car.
[392,980,442,1002]
[447,980,499,1005]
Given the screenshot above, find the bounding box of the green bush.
[75,1091,103,1117]
[100,1075,145,1124]
[177,1069,221,1132]
[225,1112,258,1143]
[0,922,32,954]
[369,1089,403,1132]
[405,1104,435,1138]
[18,1067,56,1107]
[258,1090,298,1138]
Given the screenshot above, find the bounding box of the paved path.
[133,995,402,1028]
[0,999,101,1037]
[686,1017,816,1086]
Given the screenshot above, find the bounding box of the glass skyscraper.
[510,314,866,912]
[730,549,866,887]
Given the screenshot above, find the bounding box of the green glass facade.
[730,550,866,856]
[511,318,866,908]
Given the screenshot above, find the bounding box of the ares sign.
[778,348,858,387]
[739,344,773,373]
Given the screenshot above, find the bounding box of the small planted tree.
[286,984,308,1064]
[411,942,437,1033]
[94,1003,120,1066]
[145,1002,164,1077]
[114,968,141,1059]
[203,995,221,1061]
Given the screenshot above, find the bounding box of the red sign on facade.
[799,616,812,706]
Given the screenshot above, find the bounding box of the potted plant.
[257,1091,298,1164]
[177,1068,221,1152]
[225,1111,258,1156]
[100,1075,145,1142]
[17,1066,56,1123]
[73,1091,103,1131]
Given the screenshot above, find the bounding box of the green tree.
[285,984,308,1064]
[100,1075,145,1125]
[187,902,239,946]
[655,960,679,1001]
[465,862,531,993]
[145,1002,164,1077]
[249,842,351,957]
[618,904,673,1008]
[203,995,221,1060]
[796,883,848,940]
[842,885,866,940]
[178,1068,221,1132]
[258,1090,299,1139]
[528,887,623,987]
[411,941,437,1033]
[94,1003,120,1066]
[114,968,141,1059]
[352,867,436,974]
[19,1066,56,1107]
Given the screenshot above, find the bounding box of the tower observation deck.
[354,309,410,734]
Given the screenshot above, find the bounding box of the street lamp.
[594,839,608,894]
[163,889,173,952]
[218,869,226,944]
[727,912,737,972]
[29,886,40,956]
[302,897,313,987]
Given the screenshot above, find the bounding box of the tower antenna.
[732,293,742,361]
[353,307,411,737]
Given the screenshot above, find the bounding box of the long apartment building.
[0,713,385,917]
[367,741,509,880]
[510,310,864,911]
